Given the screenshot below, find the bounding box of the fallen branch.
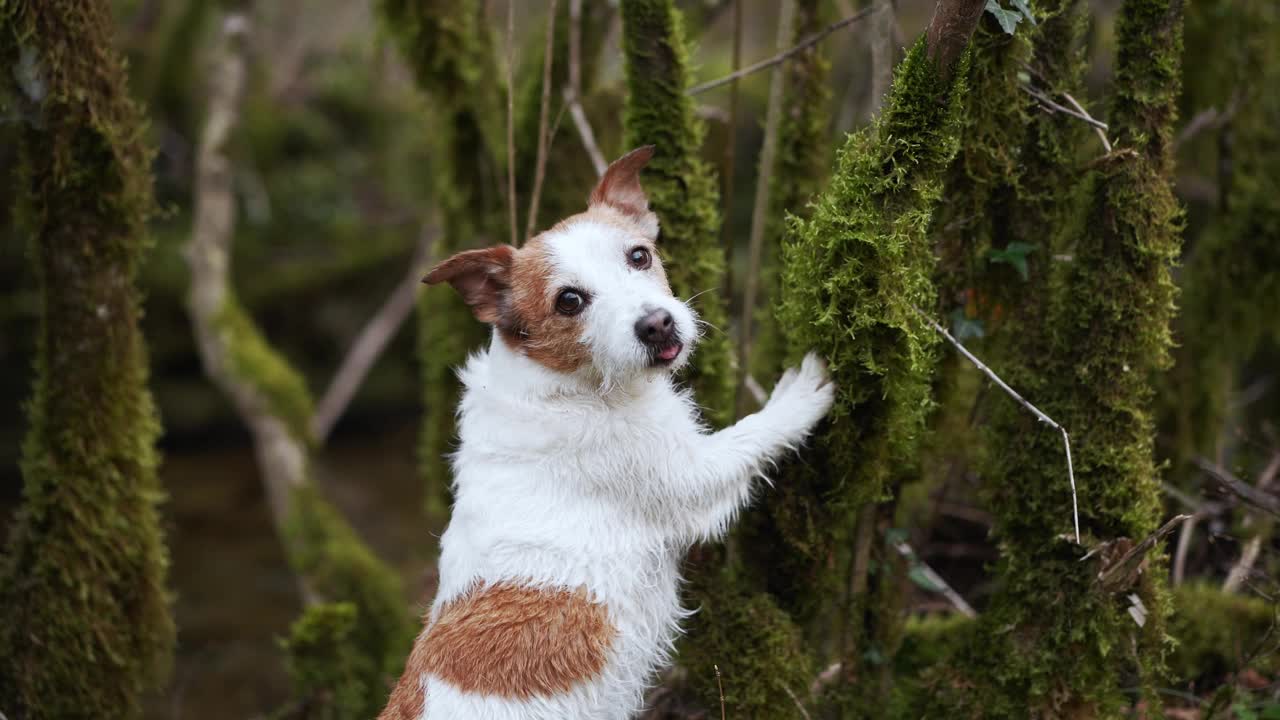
[310,224,436,443]
[1195,457,1280,518]
[524,0,560,242]
[913,306,1080,543]
[686,6,875,96]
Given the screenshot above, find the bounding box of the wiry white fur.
[417,217,835,719]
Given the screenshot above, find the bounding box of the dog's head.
[424,146,697,386]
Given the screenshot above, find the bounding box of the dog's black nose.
[634,308,676,346]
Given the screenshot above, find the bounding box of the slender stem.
[687,7,875,96]
[565,0,606,176]
[737,0,796,416]
[524,0,559,243]
[913,306,1081,543]
[506,1,518,248]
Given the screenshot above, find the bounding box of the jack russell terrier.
[379,146,834,719]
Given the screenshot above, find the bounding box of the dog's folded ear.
[589,145,658,236]
[423,245,515,324]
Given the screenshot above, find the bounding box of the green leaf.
[988,241,1037,281]
[984,0,1022,34]
[1010,0,1037,25]
[908,565,945,593]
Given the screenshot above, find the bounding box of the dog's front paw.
[765,352,836,442]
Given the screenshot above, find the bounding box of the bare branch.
[737,0,795,416]
[524,0,560,243]
[564,0,606,176]
[686,7,875,96]
[1224,452,1280,592]
[1196,457,1280,518]
[311,225,436,443]
[1021,84,1113,154]
[506,1,518,248]
[913,306,1080,543]
[924,0,986,84]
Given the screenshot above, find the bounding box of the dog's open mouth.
[651,340,683,366]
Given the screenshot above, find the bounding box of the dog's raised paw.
[765,352,836,439]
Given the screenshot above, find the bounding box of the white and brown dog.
[380,146,834,719]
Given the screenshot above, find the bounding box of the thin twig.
[719,0,744,290]
[564,0,606,176]
[1021,84,1113,156]
[687,6,876,96]
[505,1,517,248]
[737,0,796,416]
[744,374,768,406]
[1224,452,1280,592]
[524,0,559,243]
[784,684,813,720]
[1196,457,1280,518]
[913,306,1080,543]
[714,665,726,720]
[1060,91,1112,153]
[1094,515,1192,591]
[1171,513,1197,586]
[311,224,436,443]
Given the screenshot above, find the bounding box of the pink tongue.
[658,344,681,361]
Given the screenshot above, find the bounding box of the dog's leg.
[665,352,835,542]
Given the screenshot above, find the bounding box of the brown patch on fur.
[378,624,430,720]
[500,240,593,373]
[421,582,616,699]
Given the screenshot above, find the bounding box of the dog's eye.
[627,246,652,270]
[555,289,587,316]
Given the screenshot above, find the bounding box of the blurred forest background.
[1,0,1278,718]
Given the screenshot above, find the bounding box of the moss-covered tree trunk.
[186,16,412,718]
[380,0,510,526]
[0,1,175,717]
[922,0,1185,716]
[620,0,735,427]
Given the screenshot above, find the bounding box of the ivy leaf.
[908,565,944,593]
[950,308,985,341]
[1010,0,1038,25]
[988,242,1037,281]
[984,0,1023,34]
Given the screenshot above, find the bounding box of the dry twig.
[506,1,518,247]
[564,0,606,176]
[913,306,1081,543]
[1196,457,1280,518]
[311,224,436,443]
[687,7,876,96]
[1223,452,1280,592]
[737,0,796,415]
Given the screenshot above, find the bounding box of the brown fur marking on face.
[500,240,593,373]
[421,582,616,699]
[378,623,430,720]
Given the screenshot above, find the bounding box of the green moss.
[284,485,415,686]
[620,0,735,427]
[1168,584,1279,682]
[215,298,316,445]
[0,2,175,716]
[679,568,817,717]
[774,36,965,561]
[919,0,1185,715]
[281,602,377,720]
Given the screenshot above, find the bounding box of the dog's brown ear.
[423,245,515,324]
[589,145,656,219]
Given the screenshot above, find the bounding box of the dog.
[379,146,835,719]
